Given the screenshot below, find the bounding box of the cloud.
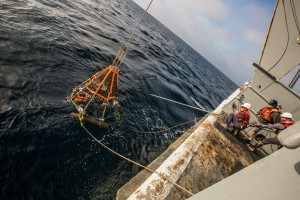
[243,30,266,48]
[132,0,274,85]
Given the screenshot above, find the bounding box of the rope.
[129,118,199,134]
[150,94,211,113]
[125,0,154,45]
[79,120,194,197]
[112,0,154,69]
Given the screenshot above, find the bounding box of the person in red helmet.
[247,112,295,151]
[226,103,251,134]
[249,99,281,140]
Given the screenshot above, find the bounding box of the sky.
[131,0,277,85]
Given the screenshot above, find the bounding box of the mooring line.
[150,94,211,113]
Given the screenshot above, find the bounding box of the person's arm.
[271,112,280,123]
[262,123,285,130]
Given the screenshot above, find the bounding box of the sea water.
[0,0,237,199]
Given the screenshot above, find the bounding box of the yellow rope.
[79,120,194,197]
[129,118,199,134]
[78,113,84,121]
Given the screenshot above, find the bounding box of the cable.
[126,0,154,45]
[150,94,212,113]
[112,0,154,69]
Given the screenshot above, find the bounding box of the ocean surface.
[0,0,237,199]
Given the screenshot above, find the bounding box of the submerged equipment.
[66,0,154,128]
[67,63,120,128]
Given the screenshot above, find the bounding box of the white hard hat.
[244,82,249,85]
[241,103,251,110]
[281,112,293,119]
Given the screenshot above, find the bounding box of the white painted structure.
[188,122,300,200]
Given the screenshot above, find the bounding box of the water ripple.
[0,0,237,199]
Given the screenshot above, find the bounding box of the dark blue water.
[0,0,237,199]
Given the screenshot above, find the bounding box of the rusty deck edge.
[116,115,209,200]
[116,94,239,199]
[124,114,219,199]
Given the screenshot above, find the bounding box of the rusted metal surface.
[117,112,258,200]
[128,114,245,199]
[166,120,255,199]
[116,117,206,200]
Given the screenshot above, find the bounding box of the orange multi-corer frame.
[84,65,119,102]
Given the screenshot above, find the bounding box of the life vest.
[276,120,295,133]
[259,107,280,123]
[236,110,250,125]
[75,93,88,104]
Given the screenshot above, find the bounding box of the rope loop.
[78,113,84,121]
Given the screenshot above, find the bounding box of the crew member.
[226,103,251,134]
[249,99,281,140]
[247,112,294,151]
[240,82,249,92]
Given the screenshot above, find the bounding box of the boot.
[233,129,239,136]
[247,142,263,152]
[226,125,233,133]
